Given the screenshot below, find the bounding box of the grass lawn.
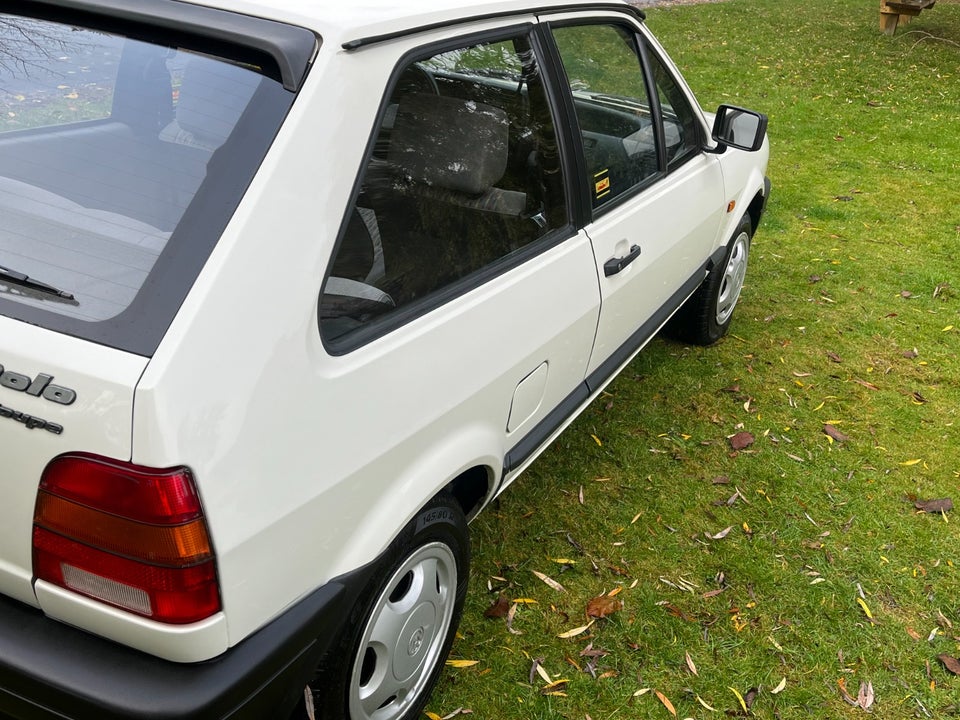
[428,1,960,718]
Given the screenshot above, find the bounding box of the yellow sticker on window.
[594,169,611,199]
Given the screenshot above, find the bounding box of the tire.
[669,215,751,345]
[308,495,470,720]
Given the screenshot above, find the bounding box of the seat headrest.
[388,93,509,196]
[168,57,261,150]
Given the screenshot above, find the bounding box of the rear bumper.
[0,569,368,720]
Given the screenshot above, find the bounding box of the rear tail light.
[33,453,220,624]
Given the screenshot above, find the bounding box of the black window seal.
[342,3,644,51]
[533,22,591,230]
[320,23,578,356]
[5,0,318,91]
[637,31,707,171]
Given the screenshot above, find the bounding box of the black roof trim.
[342,2,645,51]
[6,0,317,91]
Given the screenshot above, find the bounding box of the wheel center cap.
[408,627,425,656]
[394,604,437,681]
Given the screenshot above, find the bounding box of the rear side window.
[321,33,568,347]
[0,11,301,354]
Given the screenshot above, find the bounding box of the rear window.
[0,10,299,354]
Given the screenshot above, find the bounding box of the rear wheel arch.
[444,464,495,521]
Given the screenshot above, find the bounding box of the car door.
[315,28,601,513]
[544,15,727,379]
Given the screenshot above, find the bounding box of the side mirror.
[709,104,768,153]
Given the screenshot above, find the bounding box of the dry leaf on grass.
[532,570,566,592]
[655,690,676,716]
[938,654,960,675]
[729,431,754,451]
[484,595,510,618]
[586,593,623,619]
[914,498,953,514]
[540,679,569,696]
[823,423,849,442]
[557,620,594,639]
[706,526,734,540]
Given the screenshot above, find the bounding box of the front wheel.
[668,215,751,345]
[309,495,470,720]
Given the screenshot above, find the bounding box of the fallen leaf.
[823,424,849,442]
[827,351,842,363]
[744,687,758,709]
[838,677,858,706]
[532,570,566,592]
[580,643,609,658]
[534,662,552,684]
[939,654,960,675]
[655,690,677,716]
[484,595,510,618]
[729,432,754,451]
[900,458,922,466]
[557,620,594,639]
[771,677,787,694]
[915,498,953,514]
[597,670,618,680]
[586,594,624,619]
[728,686,747,712]
[442,710,472,719]
[706,526,734,540]
[696,695,717,711]
[445,659,479,668]
[856,597,874,620]
[854,379,879,391]
[425,713,442,720]
[685,651,698,676]
[711,475,731,485]
[633,688,651,697]
[540,679,569,695]
[857,681,874,710]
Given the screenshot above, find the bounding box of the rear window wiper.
[0,265,75,300]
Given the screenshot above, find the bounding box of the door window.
[321,34,568,346]
[551,24,659,209]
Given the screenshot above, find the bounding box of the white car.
[0,1,769,718]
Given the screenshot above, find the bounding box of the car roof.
[183,0,636,46]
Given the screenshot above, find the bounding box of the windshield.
[0,9,299,355]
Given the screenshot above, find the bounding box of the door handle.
[603,244,642,277]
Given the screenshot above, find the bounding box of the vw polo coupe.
[0,1,769,718]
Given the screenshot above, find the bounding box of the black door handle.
[603,244,642,277]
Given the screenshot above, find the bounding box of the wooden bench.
[880,0,936,35]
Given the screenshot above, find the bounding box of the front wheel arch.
[667,214,752,346]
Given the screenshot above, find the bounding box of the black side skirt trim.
[503,263,706,475]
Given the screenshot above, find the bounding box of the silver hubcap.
[348,542,457,720]
[716,231,749,326]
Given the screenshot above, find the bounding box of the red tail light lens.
[33,453,220,624]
